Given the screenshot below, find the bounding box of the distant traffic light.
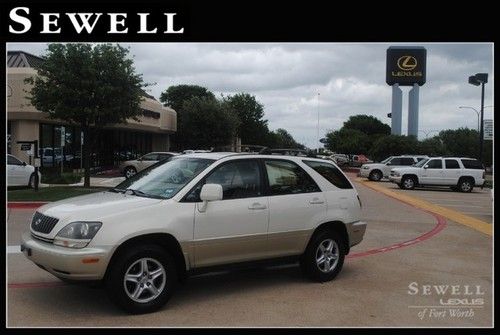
[387,113,392,118]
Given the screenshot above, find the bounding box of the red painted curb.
[8,202,48,209]
[7,202,48,209]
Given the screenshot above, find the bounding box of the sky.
[7,43,494,148]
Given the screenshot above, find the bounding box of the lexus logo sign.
[386,47,426,86]
[397,56,418,71]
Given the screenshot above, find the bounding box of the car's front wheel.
[124,167,137,179]
[368,170,382,181]
[28,173,36,188]
[106,245,177,314]
[300,229,345,282]
[401,176,416,190]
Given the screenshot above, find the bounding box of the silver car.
[119,152,179,178]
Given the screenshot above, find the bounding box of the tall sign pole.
[386,46,427,136]
[479,80,485,162]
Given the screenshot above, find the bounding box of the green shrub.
[41,172,83,184]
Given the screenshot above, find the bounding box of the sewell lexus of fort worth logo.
[407,282,486,320]
[397,55,418,71]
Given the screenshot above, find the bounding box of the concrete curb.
[355,178,493,236]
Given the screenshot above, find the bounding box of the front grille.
[31,212,59,234]
[31,233,54,243]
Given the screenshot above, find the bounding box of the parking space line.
[356,179,493,236]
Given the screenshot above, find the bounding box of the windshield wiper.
[125,188,166,199]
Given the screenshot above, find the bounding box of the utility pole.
[317,93,320,153]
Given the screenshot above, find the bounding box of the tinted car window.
[389,158,402,165]
[265,160,320,195]
[205,160,262,200]
[157,153,173,161]
[426,159,442,169]
[445,159,460,169]
[461,159,484,169]
[401,158,415,165]
[142,153,158,161]
[8,155,22,165]
[303,160,352,189]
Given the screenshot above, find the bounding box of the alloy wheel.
[315,239,339,273]
[123,258,166,303]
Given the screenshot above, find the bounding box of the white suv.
[389,157,485,192]
[21,153,366,313]
[359,155,428,181]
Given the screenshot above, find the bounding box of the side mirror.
[198,184,223,212]
[22,162,27,166]
[423,165,428,169]
[200,183,223,202]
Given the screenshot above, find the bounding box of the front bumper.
[389,175,402,184]
[20,232,112,281]
[358,168,370,178]
[345,221,367,247]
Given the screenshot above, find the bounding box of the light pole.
[459,106,480,132]
[316,93,320,153]
[467,73,488,162]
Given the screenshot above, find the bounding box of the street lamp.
[316,93,320,153]
[459,106,480,132]
[467,73,488,162]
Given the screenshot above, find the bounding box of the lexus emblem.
[397,56,417,71]
[34,218,42,226]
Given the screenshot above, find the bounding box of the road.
[6,177,493,326]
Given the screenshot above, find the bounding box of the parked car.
[358,155,428,181]
[119,152,179,178]
[21,152,366,313]
[349,154,373,167]
[389,157,485,192]
[333,154,350,166]
[7,154,41,187]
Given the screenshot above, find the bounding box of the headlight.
[53,221,102,248]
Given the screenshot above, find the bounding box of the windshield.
[414,158,429,167]
[112,157,214,199]
[381,156,392,164]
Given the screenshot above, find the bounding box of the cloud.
[8,42,493,147]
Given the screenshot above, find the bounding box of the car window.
[114,157,214,199]
[416,157,427,162]
[265,160,320,195]
[303,160,353,189]
[426,159,442,169]
[401,158,415,165]
[388,158,402,165]
[205,160,262,200]
[142,153,159,161]
[445,159,460,169]
[8,155,23,165]
[461,159,484,169]
[157,153,173,161]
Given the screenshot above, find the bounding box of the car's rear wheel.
[458,178,474,193]
[401,176,416,190]
[106,244,177,314]
[300,229,345,282]
[124,167,137,179]
[369,170,382,181]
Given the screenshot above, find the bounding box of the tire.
[450,186,458,192]
[28,173,36,188]
[124,167,137,179]
[368,170,383,182]
[397,183,404,189]
[401,176,416,190]
[300,229,346,282]
[106,244,177,314]
[458,178,474,193]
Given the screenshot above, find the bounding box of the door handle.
[248,202,267,210]
[309,197,324,204]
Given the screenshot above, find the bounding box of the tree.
[418,136,448,157]
[268,128,305,149]
[26,43,146,187]
[343,115,391,136]
[223,93,269,145]
[369,135,420,161]
[325,128,370,154]
[437,128,492,166]
[159,85,216,150]
[180,96,240,149]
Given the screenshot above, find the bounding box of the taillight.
[357,195,362,208]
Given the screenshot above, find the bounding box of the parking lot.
[7,175,492,327]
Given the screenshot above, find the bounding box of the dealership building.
[7,50,177,171]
